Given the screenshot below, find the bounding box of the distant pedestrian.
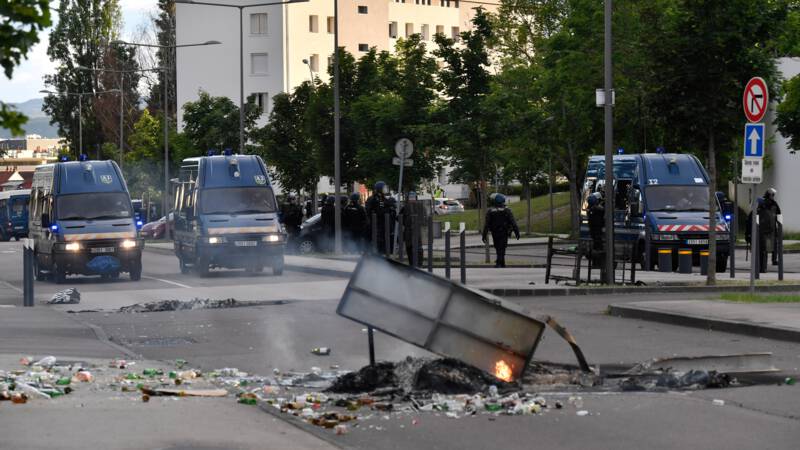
[343,193,367,252]
[482,193,520,268]
[365,181,396,255]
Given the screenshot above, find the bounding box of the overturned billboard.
[337,255,547,381]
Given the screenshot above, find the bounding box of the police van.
[29,159,143,283]
[0,189,30,241]
[581,153,730,271]
[171,154,285,276]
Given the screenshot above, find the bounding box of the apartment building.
[175,0,493,129]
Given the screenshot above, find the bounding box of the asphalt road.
[1,240,799,449]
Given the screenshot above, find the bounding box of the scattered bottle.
[311,347,331,356]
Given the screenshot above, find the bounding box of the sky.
[0,0,158,104]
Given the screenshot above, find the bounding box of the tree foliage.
[181,90,261,155]
[0,0,52,136]
[777,74,800,153]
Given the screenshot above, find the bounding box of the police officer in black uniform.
[587,190,605,251]
[343,192,367,252]
[365,181,396,255]
[399,191,424,266]
[280,194,304,252]
[320,196,336,252]
[482,193,520,268]
[758,188,781,269]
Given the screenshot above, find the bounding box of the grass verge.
[720,293,800,303]
[434,192,572,233]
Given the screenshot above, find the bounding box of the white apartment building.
[175,0,492,129]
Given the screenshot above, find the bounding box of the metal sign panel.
[743,123,764,158]
[391,157,413,167]
[394,138,414,158]
[337,254,546,381]
[743,77,768,123]
[741,158,762,184]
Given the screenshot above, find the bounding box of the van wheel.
[129,260,142,281]
[179,255,191,274]
[52,261,66,284]
[196,256,210,277]
[272,255,284,276]
[14,236,20,242]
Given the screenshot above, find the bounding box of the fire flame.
[494,360,513,382]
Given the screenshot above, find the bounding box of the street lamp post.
[110,39,221,219]
[333,0,342,254]
[40,89,120,158]
[174,0,309,154]
[603,0,615,284]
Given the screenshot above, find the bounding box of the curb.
[485,283,800,297]
[608,303,800,343]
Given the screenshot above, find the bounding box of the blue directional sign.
[743,123,764,158]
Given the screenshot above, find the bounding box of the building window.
[253,92,269,115]
[250,13,268,35]
[327,16,335,33]
[389,21,398,38]
[421,24,429,40]
[357,5,368,14]
[327,56,333,70]
[436,25,444,35]
[309,54,319,72]
[250,53,268,75]
[358,43,369,52]
[309,15,318,33]
[451,26,460,40]
[405,23,414,37]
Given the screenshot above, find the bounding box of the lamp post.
[603,0,615,284]
[76,65,162,167]
[40,89,120,158]
[174,0,309,154]
[333,0,342,254]
[110,39,221,219]
[302,58,315,83]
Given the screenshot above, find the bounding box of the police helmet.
[489,192,498,204]
[494,194,506,207]
[765,188,777,198]
[374,181,387,194]
[349,193,361,203]
[587,193,599,207]
[407,191,418,201]
[325,196,335,205]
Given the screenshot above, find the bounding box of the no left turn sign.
[743,77,768,123]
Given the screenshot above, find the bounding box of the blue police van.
[0,189,30,241]
[29,159,143,283]
[581,153,730,271]
[171,154,285,276]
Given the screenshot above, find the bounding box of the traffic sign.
[392,157,413,167]
[741,158,762,184]
[743,123,765,158]
[743,77,768,123]
[394,138,414,159]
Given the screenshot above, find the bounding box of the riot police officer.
[399,191,424,266]
[482,193,520,268]
[587,190,605,251]
[280,194,304,252]
[365,181,396,255]
[320,196,336,252]
[343,192,367,252]
[759,188,781,269]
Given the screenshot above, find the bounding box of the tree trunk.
[568,144,579,238]
[707,131,717,285]
[524,179,531,235]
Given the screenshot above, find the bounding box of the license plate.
[234,241,258,247]
[686,239,708,245]
[90,247,115,253]
[13,226,23,230]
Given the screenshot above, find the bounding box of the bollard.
[644,216,652,271]
[778,222,784,281]
[397,213,405,262]
[427,215,433,273]
[700,250,709,276]
[459,225,466,284]
[384,213,392,256]
[658,249,672,273]
[23,239,34,307]
[730,210,736,279]
[367,327,375,367]
[678,249,692,274]
[444,224,451,279]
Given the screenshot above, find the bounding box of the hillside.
[0,98,59,139]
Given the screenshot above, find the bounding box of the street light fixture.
[40,89,121,158]
[111,39,221,220]
[174,0,309,155]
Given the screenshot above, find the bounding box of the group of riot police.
[279,182,523,269]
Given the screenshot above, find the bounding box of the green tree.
[147,0,176,116]
[42,0,127,157]
[433,8,498,222]
[255,83,319,194]
[0,0,52,137]
[776,74,800,153]
[644,0,786,284]
[181,90,261,154]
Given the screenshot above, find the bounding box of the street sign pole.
[742,77,768,292]
[750,186,757,292]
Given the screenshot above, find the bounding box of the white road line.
[0,280,23,294]
[142,275,192,289]
[0,305,15,308]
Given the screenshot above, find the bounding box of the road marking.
[0,305,15,308]
[0,280,23,294]
[142,275,192,289]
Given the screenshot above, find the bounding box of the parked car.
[434,198,465,215]
[296,213,324,254]
[141,216,167,240]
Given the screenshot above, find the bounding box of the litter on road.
[48,288,80,304]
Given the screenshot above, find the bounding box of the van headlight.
[716,233,729,241]
[207,236,226,244]
[653,234,678,241]
[64,242,81,252]
[121,239,138,249]
[262,234,281,243]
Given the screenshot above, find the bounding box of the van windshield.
[10,197,28,216]
[57,193,133,220]
[646,185,709,212]
[199,187,277,215]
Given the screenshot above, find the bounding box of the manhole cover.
[126,336,197,347]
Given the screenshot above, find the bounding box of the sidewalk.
[609,300,800,343]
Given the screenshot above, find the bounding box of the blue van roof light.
[79,153,88,161]
[207,149,217,156]
[656,146,666,154]
[60,155,70,162]
[223,148,233,156]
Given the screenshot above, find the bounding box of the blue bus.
[581,153,730,272]
[0,189,30,241]
[29,160,143,283]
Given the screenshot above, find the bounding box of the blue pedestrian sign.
[743,123,764,158]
